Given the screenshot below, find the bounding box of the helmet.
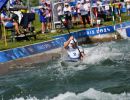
[70,38,77,44]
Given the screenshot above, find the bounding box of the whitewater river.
[0,39,130,100]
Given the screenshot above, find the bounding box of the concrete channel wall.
[0,48,62,75]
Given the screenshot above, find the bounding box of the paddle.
[60,18,84,59]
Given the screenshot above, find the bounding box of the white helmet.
[70,38,77,44]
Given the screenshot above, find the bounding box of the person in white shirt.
[63,3,72,28]
[64,36,84,60]
[57,3,64,21]
[76,1,81,15]
[76,1,82,24]
[80,1,90,28]
[97,0,103,12]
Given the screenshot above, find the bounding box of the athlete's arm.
[64,36,74,49]
[79,47,85,60]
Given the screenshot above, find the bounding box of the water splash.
[82,42,122,65]
[12,88,130,100]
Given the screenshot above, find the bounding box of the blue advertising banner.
[126,27,130,37]
[0,0,8,10]
[54,25,115,40]
[115,21,130,29]
[54,21,130,40]
[0,38,66,63]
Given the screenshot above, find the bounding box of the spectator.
[114,1,120,15]
[76,1,82,24]
[80,1,90,28]
[1,7,21,35]
[97,0,103,12]
[10,0,23,7]
[39,0,47,7]
[76,1,81,14]
[72,6,78,25]
[15,0,23,5]
[38,6,47,34]
[57,3,64,21]
[63,3,72,28]
[125,0,130,16]
[96,0,106,21]
[84,0,90,24]
[46,4,52,31]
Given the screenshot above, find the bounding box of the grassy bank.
[0,13,130,51]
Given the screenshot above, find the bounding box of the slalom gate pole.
[90,0,93,27]
[95,7,100,37]
[125,1,128,16]
[118,1,122,30]
[111,3,117,39]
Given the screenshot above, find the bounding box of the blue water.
[0,39,130,100]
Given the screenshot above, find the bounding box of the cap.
[70,38,77,44]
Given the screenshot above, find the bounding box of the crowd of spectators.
[38,0,130,33]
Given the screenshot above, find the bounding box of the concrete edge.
[0,48,63,75]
